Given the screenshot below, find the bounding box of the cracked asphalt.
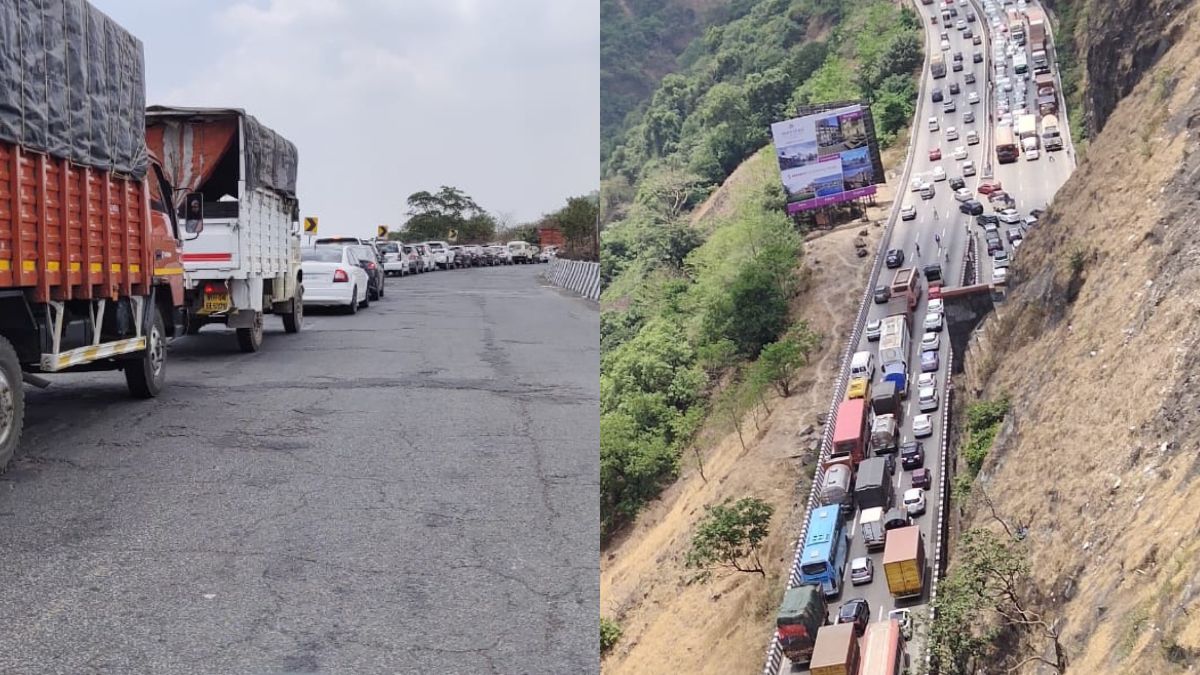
[0,264,599,675]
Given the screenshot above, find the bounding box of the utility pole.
[593,193,601,262]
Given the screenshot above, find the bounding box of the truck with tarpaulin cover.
[0,0,185,468]
[145,107,303,352]
[775,585,830,666]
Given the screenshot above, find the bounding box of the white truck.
[146,107,304,352]
[1041,114,1064,151]
[508,240,535,263]
[1016,113,1040,160]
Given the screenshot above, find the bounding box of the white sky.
[99,0,599,238]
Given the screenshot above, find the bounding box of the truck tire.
[236,312,264,353]
[0,336,24,471]
[283,288,303,334]
[126,309,167,399]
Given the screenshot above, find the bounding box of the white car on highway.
[968,91,980,104]
[999,208,1022,224]
[918,372,937,389]
[921,331,941,351]
[913,414,934,438]
[954,187,973,202]
[932,166,947,181]
[904,488,928,516]
[952,146,968,160]
[918,385,940,413]
[962,160,977,176]
[300,246,370,313]
[946,126,959,141]
[994,266,1009,283]
[927,298,944,316]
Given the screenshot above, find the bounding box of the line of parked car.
[299,237,557,313]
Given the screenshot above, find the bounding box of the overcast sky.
[97,0,599,239]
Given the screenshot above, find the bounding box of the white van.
[928,116,939,132]
[851,351,875,381]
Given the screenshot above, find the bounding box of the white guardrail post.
[543,258,600,301]
[760,0,939,672]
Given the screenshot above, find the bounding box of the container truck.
[930,52,946,79]
[776,585,830,666]
[1035,72,1057,97]
[1026,8,1047,51]
[145,107,303,352]
[1041,114,1064,151]
[996,126,1019,164]
[889,267,919,312]
[854,457,894,510]
[810,622,860,675]
[883,525,927,599]
[858,620,906,675]
[831,398,869,466]
[0,0,186,468]
[858,506,887,552]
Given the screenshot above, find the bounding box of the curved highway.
[772,0,1074,671]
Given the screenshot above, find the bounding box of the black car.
[952,61,964,72]
[952,51,963,62]
[480,247,496,266]
[964,72,976,84]
[901,441,925,470]
[976,214,999,227]
[924,263,943,283]
[986,235,1004,254]
[959,199,983,216]
[837,598,871,636]
[949,82,960,95]
[886,248,905,268]
[931,88,943,103]
[967,12,976,22]
[874,285,891,304]
[350,244,386,300]
[949,176,965,190]
[973,51,984,63]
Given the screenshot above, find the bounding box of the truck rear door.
[181,217,240,272]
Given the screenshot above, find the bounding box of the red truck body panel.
[0,141,181,304]
[831,399,868,465]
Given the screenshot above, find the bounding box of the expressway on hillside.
[772,0,1075,672]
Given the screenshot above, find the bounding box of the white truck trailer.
[146,107,303,352]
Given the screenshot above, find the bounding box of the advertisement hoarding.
[771,102,885,214]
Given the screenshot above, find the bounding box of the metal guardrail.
[759,2,936,672]
[543,258,600,301]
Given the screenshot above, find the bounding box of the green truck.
[776,585,830,665]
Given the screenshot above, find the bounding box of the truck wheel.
[236,312,264,353]
[0,336,25,471]
[126,310,167,399]
[283,288,303,334]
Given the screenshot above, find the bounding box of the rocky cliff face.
[1043,0,1190,136]
[956,1,1200,671]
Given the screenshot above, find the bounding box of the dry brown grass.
[955,12,1200,673]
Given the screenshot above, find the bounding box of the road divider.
[544,258,600,301]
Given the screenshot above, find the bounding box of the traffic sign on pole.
[377,225,389,238]
[303,217,318,234]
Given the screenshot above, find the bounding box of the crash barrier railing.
[759,2,935,672]
[544,258,600,301]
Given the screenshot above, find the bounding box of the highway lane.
[0,264,598,674]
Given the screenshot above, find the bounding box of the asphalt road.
[0,263,598,674]
[778,0,1073,671]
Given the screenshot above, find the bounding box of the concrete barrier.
[543,258,600,301]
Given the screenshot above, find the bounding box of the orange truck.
[0,0,184,467]
[883,525,927,599]
[809,622,860,675]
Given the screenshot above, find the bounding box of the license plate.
[202,292,230,314]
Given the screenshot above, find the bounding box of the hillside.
[941,0,1200,672]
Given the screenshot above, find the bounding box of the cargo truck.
[1041,114,1064,151]
[820,457,855,515]
[831,398,869,466]
[810,622,860,675]
[870,414,898,455]
[776,585,830,666]
[889,267,919,312]
[0,0,186,468]
[858,506,887,552]
[854,456,894,510]
[996,126,1019,164]
[146,107,303,352]
[881,362,908,399]
[877,329,909,373]
[871,381,901,419]
[1026,8,1047,51]
[930,52,946,79]
[883,526,927,600]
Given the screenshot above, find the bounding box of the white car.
[940,39,950,51]
[927,298,944,316]
[492,245,514,264]
[952,146,968,160]
[911,176,926,192]
[954,187,973,202]
[921,331,941,351]
[425,240,455,269]
[962,160,977,176]
[993,266,1009,283]
[999,208,1022,224]
[966,130,980,145]
[375,241,410,276]
[945,126,959,141]
[918,385,940,412]
[300,246,370,313]
[414,243,437,271]
[917,372,937,389]
[901,204,917,221]
[850,556,874,585]
[913,414,934,438]
[928,116,939,131]
[904,488,928,516]
[924,311,943,332]
[968,91,980,104]
[1026,147,1041,160]
[932,166,947,181]
[866,319,883,341]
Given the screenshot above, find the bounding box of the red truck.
[830,398,868,466]
[0,0,184,467]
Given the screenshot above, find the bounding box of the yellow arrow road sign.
[303,217,318,234]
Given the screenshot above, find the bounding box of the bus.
[995,126,1019,164]
[930,52,946,79]
[799,505,849,598]
[858,619,907,675]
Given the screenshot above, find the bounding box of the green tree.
[685,497,775,577]
[703,251,793,357]
[600,411,678,534]
[402,186,496,242]
[753,324,820,398]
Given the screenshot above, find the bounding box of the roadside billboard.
[771,102,885,214]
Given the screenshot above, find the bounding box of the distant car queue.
[299,237,557,313]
